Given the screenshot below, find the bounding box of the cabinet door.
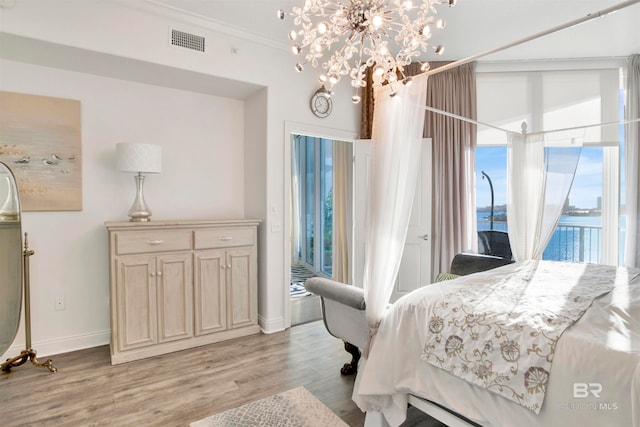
[194,249,227,336]
[115,255,157,351]
[156,253,193,343]
[227,247,257,329]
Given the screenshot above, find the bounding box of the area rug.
[290,265,315,297]
[190,386,348,427]
[290,282,311,297]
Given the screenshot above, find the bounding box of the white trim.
[1,330,110,360]
[258,314,285,334]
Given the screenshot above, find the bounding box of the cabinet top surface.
[105,218,262,230]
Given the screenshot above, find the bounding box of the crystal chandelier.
[278,0,456,103]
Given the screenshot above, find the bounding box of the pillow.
[435,272,460,282]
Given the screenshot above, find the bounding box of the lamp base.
[129,215,152,222]
[128,173,152,222]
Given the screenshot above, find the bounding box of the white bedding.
[353,261,640,427]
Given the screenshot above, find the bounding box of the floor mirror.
[0,161,56,373]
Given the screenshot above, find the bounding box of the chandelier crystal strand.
[279,0,456,103]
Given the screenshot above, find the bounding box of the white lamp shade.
[116,143,162,173]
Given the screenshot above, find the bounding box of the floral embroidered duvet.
[420,260,637,413]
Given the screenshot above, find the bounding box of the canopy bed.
[302,1,640,426]
[308,258,640,427]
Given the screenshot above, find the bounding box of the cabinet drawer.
[194,227,255,249]
[114,230,192,255]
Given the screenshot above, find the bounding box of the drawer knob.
[157,271,162,277]
[219,236,233,241]
[147,240,164,245]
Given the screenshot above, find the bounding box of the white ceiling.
[152,0,640,62]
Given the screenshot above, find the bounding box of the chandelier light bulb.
[279,0,455,92]
[420,62,431,72]
[352,94,362,104]
[319,74,328,83]
[295,63,304,72]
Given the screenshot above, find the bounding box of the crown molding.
[111,0,291,52]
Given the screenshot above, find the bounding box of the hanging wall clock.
[310,85,332,118]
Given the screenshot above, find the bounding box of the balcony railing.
[543,224,601,263]
[477,219,602,263]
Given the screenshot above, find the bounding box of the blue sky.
[475,147,604,210]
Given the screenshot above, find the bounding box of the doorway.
[289,133,353,325]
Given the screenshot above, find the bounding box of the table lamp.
[116,143,162,222]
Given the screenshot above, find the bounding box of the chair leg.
[340,341,361,375]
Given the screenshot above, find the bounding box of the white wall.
[0,0,359,360]
[0,59,247,358]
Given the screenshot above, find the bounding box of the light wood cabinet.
[106,219,260,365]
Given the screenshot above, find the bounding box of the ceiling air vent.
[171,29,205,52]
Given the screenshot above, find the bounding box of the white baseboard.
[258,314,285,334]
[0,330,110,361]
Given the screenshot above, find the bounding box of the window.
[294,135,333,276]
[476,67,623,264]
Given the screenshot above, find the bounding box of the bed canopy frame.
[416,0,640,80]
[354,1,639,426]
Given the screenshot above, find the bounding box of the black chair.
[477,230,513,260]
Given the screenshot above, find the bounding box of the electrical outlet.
[55,296,65,311]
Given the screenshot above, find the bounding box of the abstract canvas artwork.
[0,91,82,211]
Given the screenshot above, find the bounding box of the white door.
[352,139,432,302]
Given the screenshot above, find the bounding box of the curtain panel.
[359,62,478,278]
[361,77,429,345]
[506,132,582,261]
[332,141,352,283]
[290,136,302,265]
[625,54,640,268]
[416,62,478,277]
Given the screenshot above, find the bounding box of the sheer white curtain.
[507,131,581,260]
[290,136,301,265]
[625,54,640,268]
[362,76,429,348]
[354,74,428,418]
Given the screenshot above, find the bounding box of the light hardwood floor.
[1,321,365,426]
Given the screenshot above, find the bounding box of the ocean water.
[476,212,620,263]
